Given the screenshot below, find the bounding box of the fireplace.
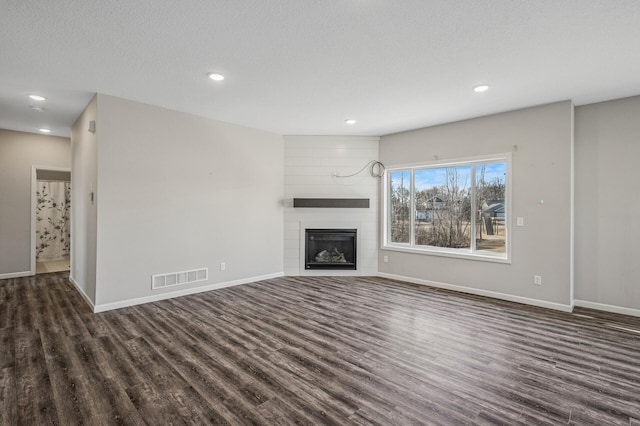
[305,229,357,270]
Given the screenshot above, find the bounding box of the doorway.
[31,166,71,274]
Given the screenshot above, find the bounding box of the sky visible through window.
[388,160,508,257]
[413,163,505,189]
[391,163,505,190]
[390,171,409,191]
[415,165,471,191]
[476,163,506,185]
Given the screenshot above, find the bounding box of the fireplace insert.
[305,228,357,270]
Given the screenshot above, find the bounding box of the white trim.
[574,300,640,318]
[30,166,37,275]
[69,275,96,312]
[382,245,511,264]
[93,272,284,313]
[377,272,574,312]
[382,153,512,263]
[385,153,513,171]
[0,270,33,280]
[31,165,72,275]
[569,102,575,304]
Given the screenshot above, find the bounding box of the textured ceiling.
[1,0,640,138]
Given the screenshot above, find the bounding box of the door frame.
[31,165,72,275]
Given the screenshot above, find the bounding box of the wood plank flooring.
[1,272,640,425]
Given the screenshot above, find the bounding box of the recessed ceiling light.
[207,73,225,81]
[473,84,490,93]
[345,119,356,125]
[29,94,46,101]
[29,105,46,112]
[39,128,52,133]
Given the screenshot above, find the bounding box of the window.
[384,154,510,262]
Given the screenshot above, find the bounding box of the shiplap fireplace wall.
[283,136,380,276]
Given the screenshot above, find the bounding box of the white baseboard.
[68,275,96,312]
[377,272,574,313]
[0,270,33,280]
[93,272,285,313]
[574,299,640,318]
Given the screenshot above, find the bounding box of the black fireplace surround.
[305,229,357,270]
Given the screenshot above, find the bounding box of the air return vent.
[152,268,208,289]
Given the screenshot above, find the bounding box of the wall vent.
[152,268,208,290]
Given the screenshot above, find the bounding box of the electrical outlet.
[220,262,226,271]
[534,275,542,285]
[383,255,388,263]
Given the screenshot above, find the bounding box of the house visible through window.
[385,154,510,261]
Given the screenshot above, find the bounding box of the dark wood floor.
[1,273,640,425]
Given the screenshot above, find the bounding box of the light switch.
[516,217,524,227]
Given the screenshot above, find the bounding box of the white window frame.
[382,153,512,264]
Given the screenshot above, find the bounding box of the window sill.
[382,244,511,264]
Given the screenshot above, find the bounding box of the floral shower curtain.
[36,180,71,261]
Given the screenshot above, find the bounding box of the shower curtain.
[36,180,71,261]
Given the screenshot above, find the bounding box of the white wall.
[283,136,380,276]
[93,95,284,308]
[0,129,70,277]
[70,96,98,303]
[575,95,640,311]
[378,101,574,308]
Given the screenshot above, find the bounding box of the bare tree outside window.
[390,171,410,243]
[414,166,471,248]
[386,158,508,259]
[475,163,506,254]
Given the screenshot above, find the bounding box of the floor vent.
[152,268,208,289]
